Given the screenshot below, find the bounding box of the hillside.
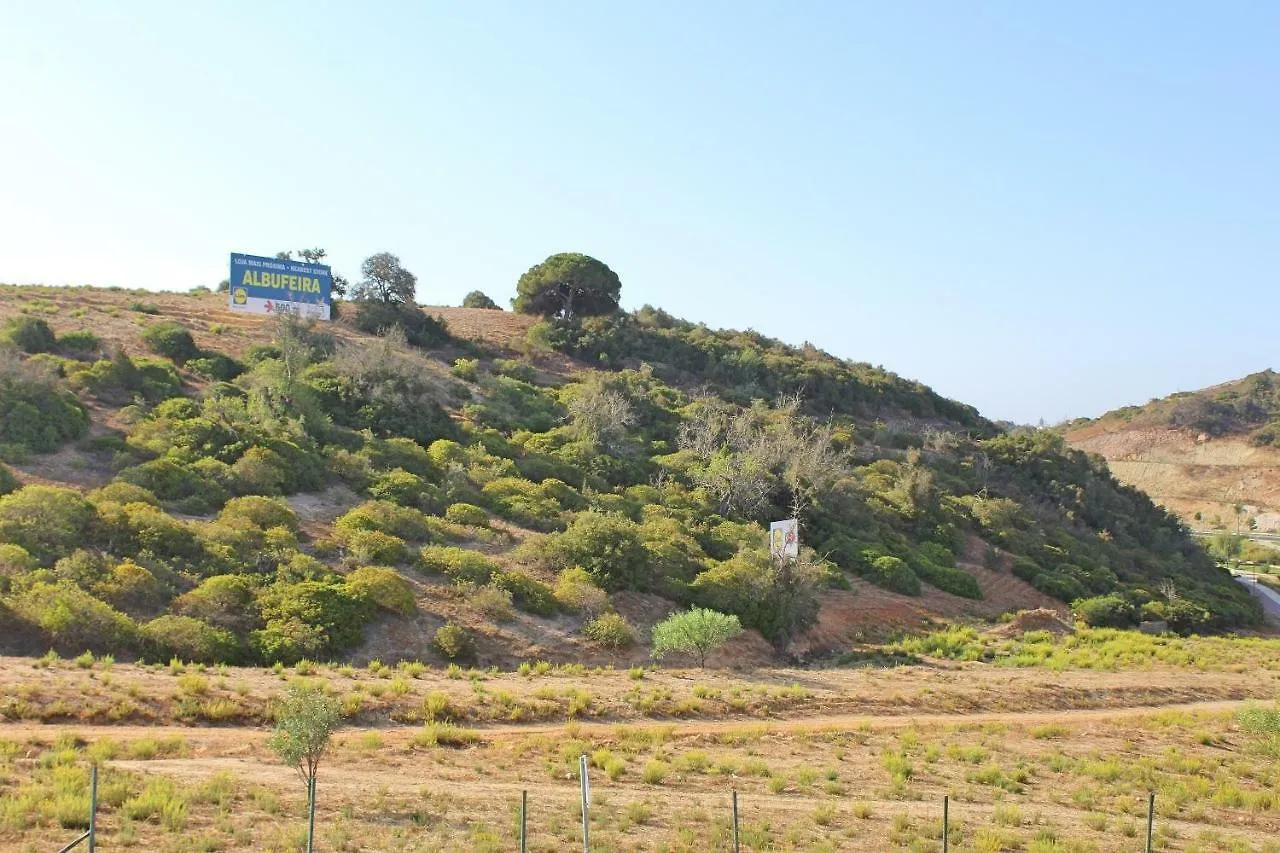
[0,283,1261,672]
[1064,370,1280,532]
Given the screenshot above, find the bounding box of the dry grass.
[4,696,1280,851]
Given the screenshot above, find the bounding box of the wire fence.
[55,761,1168,853]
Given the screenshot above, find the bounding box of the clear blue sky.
[2,2,1277,424]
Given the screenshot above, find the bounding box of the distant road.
[1191,529,1280,543]
[1234,573,1280,621]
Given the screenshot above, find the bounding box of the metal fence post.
[519,789,527,853]
[942,794,949,853]
[1146,792,1155,853]
[88,764,97,853]
[579,754,590,852]
[731,790,740,853]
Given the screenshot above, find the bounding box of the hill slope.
[0,284,1260,670]
[1064,370,1280,532]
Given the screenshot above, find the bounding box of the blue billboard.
[228,253,333,320]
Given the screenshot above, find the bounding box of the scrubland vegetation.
[0,268,1260,672]
[0,268,1277,849]
[1065,368,1280,448]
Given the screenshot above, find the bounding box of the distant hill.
[0,283,1259,671]
[1064,370,1280,532]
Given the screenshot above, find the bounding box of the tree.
[691,550,822,648]
[513,253,621,319]
[1209,531,1244,564]
[352,253,417,304]
[565,377,636,453]
[267,683,340,853]
[295,248,347,298]
[676,394,847,520]
[651,607,742,667]
[462,290,500,310]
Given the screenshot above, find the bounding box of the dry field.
[3,648,1280,852]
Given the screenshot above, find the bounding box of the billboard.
[228,253,332,320]
[769,519,799,559]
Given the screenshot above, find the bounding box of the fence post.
[1146,792,1155,853]
[88,764,97,853]
[579,754,590,852]
[519,789,527,853]
[731,789,740,853]
[307,776,316,853]
[942,794,949,853]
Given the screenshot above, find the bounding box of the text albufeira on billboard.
[228,253,332,320]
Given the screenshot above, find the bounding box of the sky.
[2,2,1277,424]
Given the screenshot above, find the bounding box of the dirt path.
[0,696,1248,749]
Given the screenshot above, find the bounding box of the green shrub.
[467,375,562,433]
[345,566,416,616]
[468,583,515,621]
[867,555,922,596]
[462,291,500,310]
[361,437,441,480]
[140,322,199,364]
[51,548,110,588]
[93,560,167,615]
[335,500,433,541]
[1,317,56,352]
[140,615,240,664]
[172,575,259,634]
[418,545,499,584]
[526,511,651,591]
[914,558,982,599]
[186,353,244,381]
[432,622,474,661]
[229,446,289,495]
[57,329,101,354]
[0,358,90,452]
[0,462,18,496]
[492,570,557,616]
[367,468,440,510]
[218,496,299,531]
[0,543,37,575]
[117,459,228,511]
[341,529,409,564]
[10,581,136,653]
[350,301,450,348]
[651,608,742,667]
[479,477,570,531]
[492,359,537,383]
[88,482,160,507]
[1142,598,1211,634]
[244,343,282,363]
[67,349,164,401]
[1073,594,1138,628]
[690,550,822,646]
[584,612,635,648]
[444,502,489,527]
[553,567,609,614]
[252,580,374,663]
[102,502,202,560]
[450,358,479,381]
[0,485,95,564]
